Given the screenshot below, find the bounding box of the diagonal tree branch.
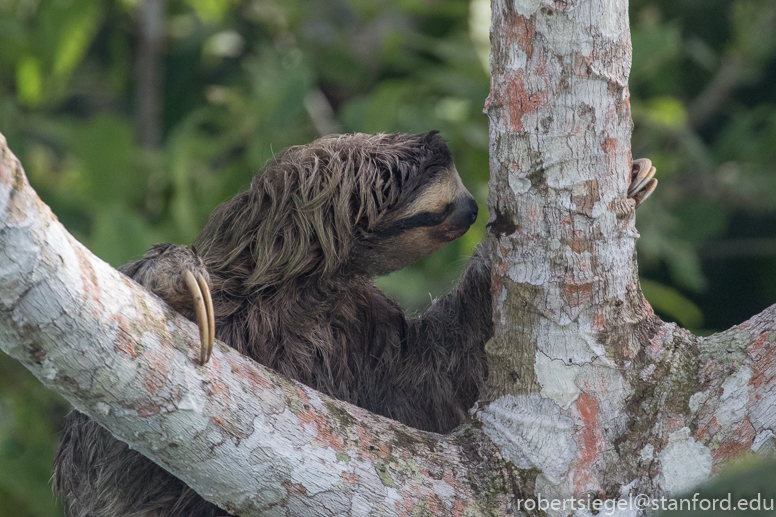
[0,132,514,516]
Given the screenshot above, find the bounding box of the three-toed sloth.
[53,131,656,517]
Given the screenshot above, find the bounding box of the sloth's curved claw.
[633,179,657,208]
[199,273,215,362]
[628,158,658,209]
[183,270,215,365]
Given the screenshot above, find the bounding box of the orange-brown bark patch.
[573,393,604,495]
[747,332,769,360]
[501,69,548,133]
[571,180,602,218]
[143,350,168,394]
[647,324,668,357]
[453,499,478,517]
[294,385,312,407]
[573,53,593,77]
[426,493,443,514]
[664,418,686,435]
[355,424,390,459]
[601,137,618,154]
[137,406,160,417]
[564,283,593,309]
[504,13,535,59]
[711,418,756,471]
[340,471,359,486]
[395,498,413,517]
[226,355,272,391]
[206,378,230,400]
[297,405,346,452]
[592,310,605,331]
[568,229,587,254]
[75,243,101,304]
[113,315,138,358]
[751,345,776,388]
[751,373,764,388]
[283,480,308,498]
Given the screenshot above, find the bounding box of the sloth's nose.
[449,197,479,228]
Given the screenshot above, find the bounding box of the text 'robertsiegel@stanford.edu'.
[516,493,775,513]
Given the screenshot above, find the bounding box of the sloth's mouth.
[428,195,478,242]
[433,224,471,242]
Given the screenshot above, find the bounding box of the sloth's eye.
[400,203,452,229]
[376,204,453,237]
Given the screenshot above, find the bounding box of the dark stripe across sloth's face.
[384,204,455,234]
[379,196,478,237]
[355,161,479,277]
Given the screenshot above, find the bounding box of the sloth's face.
[353,164,479,277]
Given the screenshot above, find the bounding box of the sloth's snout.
[448,196,479,229]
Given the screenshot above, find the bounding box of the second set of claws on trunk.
[183,271,215,365]
[629,158,658,208]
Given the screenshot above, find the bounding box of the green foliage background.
[1,0,776,514]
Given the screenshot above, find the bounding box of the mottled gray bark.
[1,0,775,515]
[476,0,776,510]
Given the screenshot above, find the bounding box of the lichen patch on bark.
[657,428,712,494]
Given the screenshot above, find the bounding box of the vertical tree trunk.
[479,0,658,502]
[476,0,776,506]
[484,0,637,401]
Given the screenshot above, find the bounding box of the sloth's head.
[195,131,478,287]
[344,132,478,276]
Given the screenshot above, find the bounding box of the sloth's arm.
[394,245,492,433]
[119,244,215,363]
[407,244,493,367]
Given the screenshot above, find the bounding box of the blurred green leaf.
[186,0,238,23]
[91,205,157,267]
[52,0,102,79]
[15,55,42,106]
[673,199,728,243]
[645,97,688,128]
[0,355,67,517]
[641,279,704,328]
[70,115,142,202]
[664,242,708,292]
[631,16,683,95]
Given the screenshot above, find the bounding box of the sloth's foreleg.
[629,157,658,208]
[119,243,215,364]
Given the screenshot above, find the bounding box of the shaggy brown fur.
[53,132,493,517]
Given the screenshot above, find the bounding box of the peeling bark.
[2,0,776,515]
